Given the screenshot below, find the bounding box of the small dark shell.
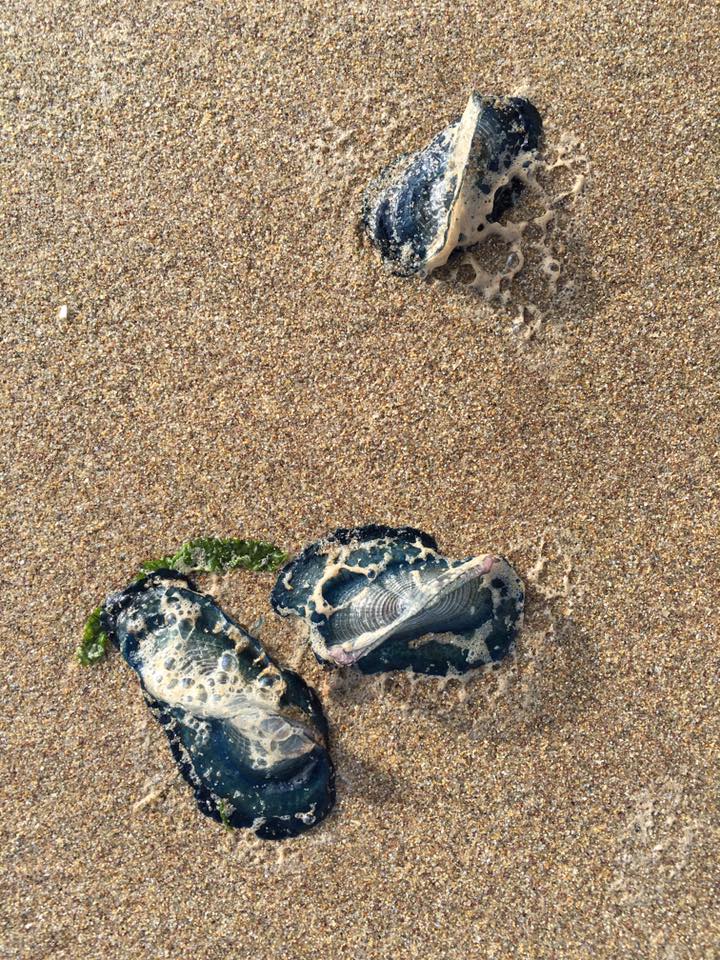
[271,526,524,676]
[102,571,334,839]
[362,93,543,276]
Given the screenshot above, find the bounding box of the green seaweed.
[133,556,175,577]
[217,799,233,831]
[137,537,288,578]
[80,537,288,666]
[77,606,110,666]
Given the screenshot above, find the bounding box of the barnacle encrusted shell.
[362,93,543,277]
[270,526,524,675]
[101,571,334,839]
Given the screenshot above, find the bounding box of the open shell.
[271,526,524,676]
[102,571,335,839]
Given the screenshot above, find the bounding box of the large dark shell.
[102,571,335,839]
[271,526,524,676]
[362,93,543,277]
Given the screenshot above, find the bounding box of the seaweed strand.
[77,536,288,666]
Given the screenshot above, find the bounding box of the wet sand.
[2,2,719,958]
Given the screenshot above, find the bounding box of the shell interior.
[102,571,335,839]
[271,526,525,675]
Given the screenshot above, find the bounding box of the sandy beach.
[2,1,719,957]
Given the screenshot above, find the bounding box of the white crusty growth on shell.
[135,593,318,771]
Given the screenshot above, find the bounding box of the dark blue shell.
[102,571,334,839]
[271,526,524,676]
[362,94,543,276]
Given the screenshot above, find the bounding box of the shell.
[362,93,543,277]
[270,526,525,675]
[102,570,334,839]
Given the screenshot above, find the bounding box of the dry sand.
[2,1,719,958]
